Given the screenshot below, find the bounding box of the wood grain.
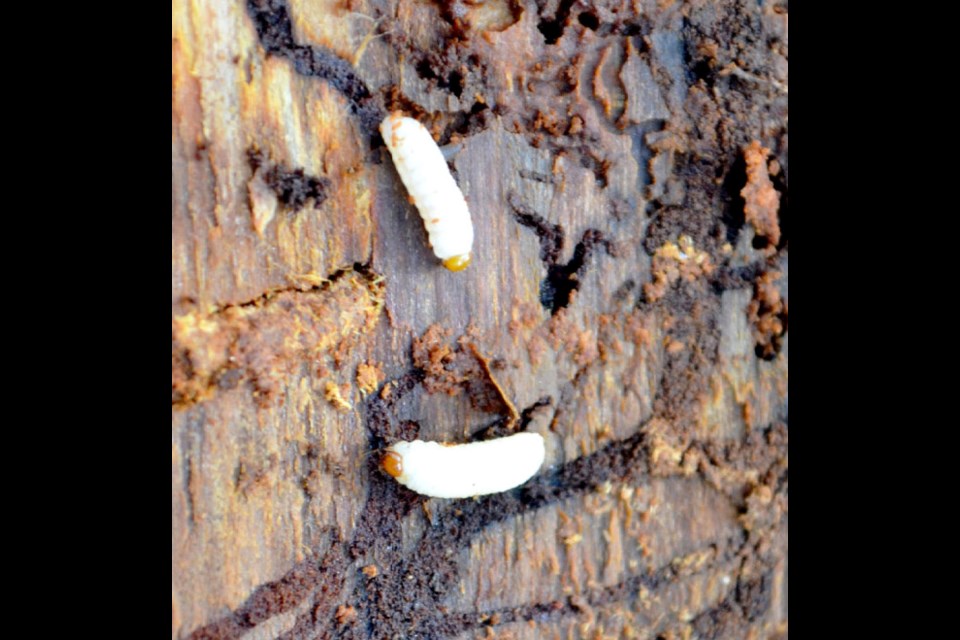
[173,0,788,638]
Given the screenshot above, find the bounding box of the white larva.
[380,112,475,272]
[382,432,545,498]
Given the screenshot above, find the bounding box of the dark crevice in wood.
[245,0,384,141]
[542,229,613,314]
[537,0,578,45]
[247,147,331,213]
[508,193,565,265]
[464,530,748,635]
[719,153,748,244]
[507,194,612,315]
[578,10,599,31]
[708,262,764,293]
[186,530,344,640]
[771,165,788,250]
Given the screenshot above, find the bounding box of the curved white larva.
[380,112,475,272]
[383,432,545,499]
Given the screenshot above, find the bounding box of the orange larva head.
[382,450,403,478]
[442,253,471,272]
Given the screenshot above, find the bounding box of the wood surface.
[172,1,788,638]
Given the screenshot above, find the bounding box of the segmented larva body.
[380,112,474,272]
[382,432,545,499]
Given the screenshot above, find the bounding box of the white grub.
[379,112,474,272]
[382,432,545,499]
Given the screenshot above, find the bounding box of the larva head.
[442,253,471,272]
[381,450,403,478]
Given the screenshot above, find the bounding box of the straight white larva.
[380,112,475,272]
[382,432,545,499]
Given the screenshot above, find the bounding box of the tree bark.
[172,1,788,638]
